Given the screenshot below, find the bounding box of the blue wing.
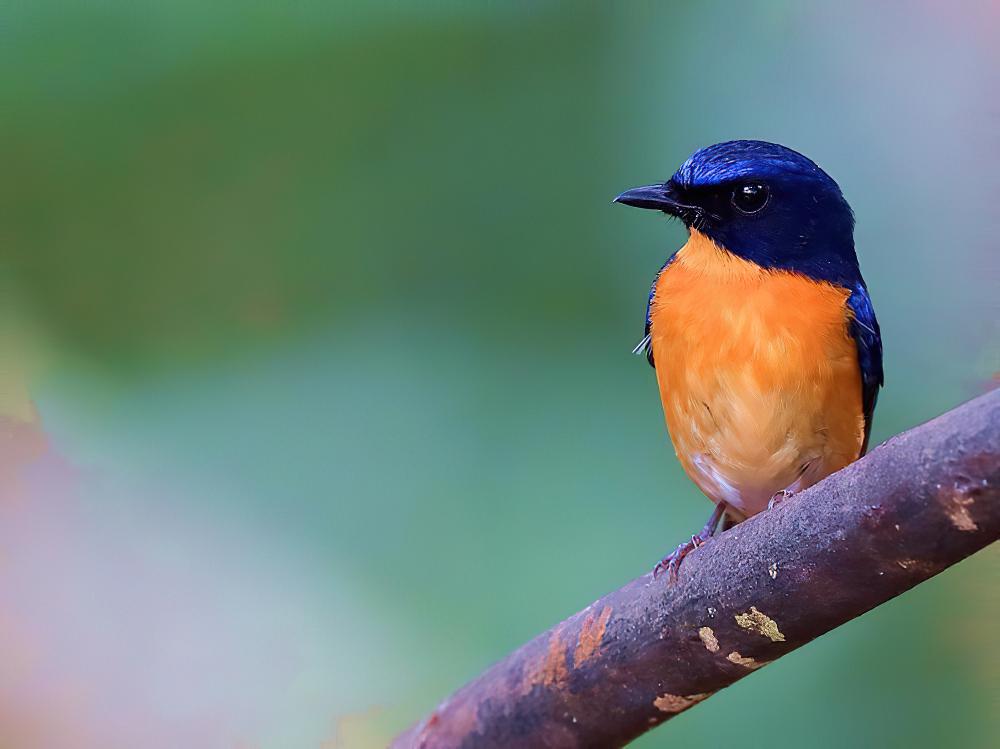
[634,253,678,368]
[846,280,883,456]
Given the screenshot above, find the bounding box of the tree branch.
[393,390,999,749]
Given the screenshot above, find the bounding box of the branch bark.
[393,390,1000,749]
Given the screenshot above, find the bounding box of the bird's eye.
[731,183,769,214]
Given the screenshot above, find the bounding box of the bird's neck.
[675,230,772,285]
[677,229,861,291]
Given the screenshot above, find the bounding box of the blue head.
[615,140,860,285]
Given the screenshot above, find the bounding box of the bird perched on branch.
[615,140,882,579]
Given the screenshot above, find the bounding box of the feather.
[636,252,678,368]
[846,280,884,456]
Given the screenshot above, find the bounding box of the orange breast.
[650,230,865,519]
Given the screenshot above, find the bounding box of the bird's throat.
[674,230,771,284]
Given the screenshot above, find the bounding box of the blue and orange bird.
[615,140,883,578]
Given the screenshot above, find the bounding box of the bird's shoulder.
[633,251,679,367]
[845,279,883,454]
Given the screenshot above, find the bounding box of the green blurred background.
[2,2,997,748]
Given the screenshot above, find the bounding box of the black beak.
[614,182,695,221]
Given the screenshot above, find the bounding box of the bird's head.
[615,140,859,284]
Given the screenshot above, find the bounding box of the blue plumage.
[670,140,861,287]
[847,281,883,453]
[634,253,677,367]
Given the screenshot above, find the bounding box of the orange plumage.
[650,229,865,520]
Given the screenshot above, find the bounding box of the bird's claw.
[653,504,729,582]
[768,489,795,510]
[652,538,699,582]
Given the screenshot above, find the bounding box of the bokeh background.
[2,2,998,747]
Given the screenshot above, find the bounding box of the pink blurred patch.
[0,414,300,748]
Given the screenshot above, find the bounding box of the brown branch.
[392,390,1000,749]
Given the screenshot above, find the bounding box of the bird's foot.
[768,489,795,510]
[652,537,701,582]
[652,529,716,581]
[652,503,728,583]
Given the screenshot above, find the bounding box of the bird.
[615,140,883,579]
